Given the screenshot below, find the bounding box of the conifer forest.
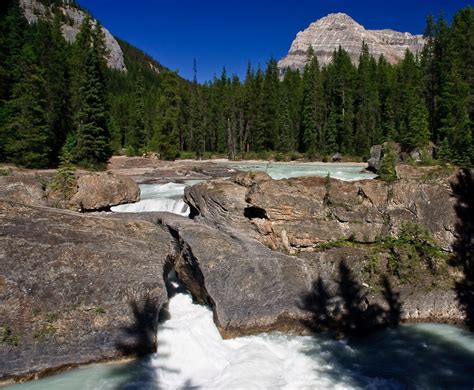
[0,0,473,168]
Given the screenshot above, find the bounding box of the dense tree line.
[0,1,472,168]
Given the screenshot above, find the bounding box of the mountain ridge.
[278,12,425,71]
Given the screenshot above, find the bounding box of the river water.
[228,162,377,181]
[8,286,474,389]
[6,164,474,389]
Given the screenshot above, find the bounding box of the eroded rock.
[69,173,140,211]
[0,200,173,382]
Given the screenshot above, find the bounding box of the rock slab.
[0,200,172,382]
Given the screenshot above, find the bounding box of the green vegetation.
[0,326,20,346]
[385,222,447,282]
[33,324,56,340]
[50,139,77,206]
[378,142,398,182]
[313,222,447,285]
[0,1,472,168]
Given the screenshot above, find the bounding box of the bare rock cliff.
[20,0,126,71]
[278,13,425,72]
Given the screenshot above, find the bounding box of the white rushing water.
[9,285,474,390]
[111,181,202,216]
[151,288,389,390]
[229,162,377,181]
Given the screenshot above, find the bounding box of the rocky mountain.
[278,13,425,72]
[19,0,126,71]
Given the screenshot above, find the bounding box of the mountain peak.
[279,13,424,71]
[323,12,357,22]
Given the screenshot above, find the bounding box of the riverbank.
[0,161,471,385]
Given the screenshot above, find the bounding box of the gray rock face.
[278,13,424,72]
[68,173,140,211]
[186,172,457,252]
[19,0,126,71]
[156,212,314,338]
[0,175,49,207]
[0,200,173,382]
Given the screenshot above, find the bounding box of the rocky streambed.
[0,161,472,385]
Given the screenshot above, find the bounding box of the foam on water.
[111,181,201,216]
[7,287,474,390]
[229,162,377,181]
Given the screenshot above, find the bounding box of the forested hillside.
[0,0,472,168]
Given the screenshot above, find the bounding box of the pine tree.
[325,108,338,155]
[326,47,356,155]
[50,139,77,207]
[397,50,430,149]
[277,89,293,153]
[74,19,111,168]
[378,142,398,182]
[150,71,181,160]
[281,68,303,150]
[1,43,52,168]
[262,58,280,150]
[354,42,381,156]
[437,67,472,165]
[33,17,71,162]
[301,47,325,158]
[126,70,146,155]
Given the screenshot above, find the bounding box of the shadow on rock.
[112,293,200,389]
[451,168,474,331]
[116,296,160,357]
[299,261,402,338]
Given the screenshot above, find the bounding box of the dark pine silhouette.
[116,296,160,357]
[299,261,403,338]
[451,169,474,331]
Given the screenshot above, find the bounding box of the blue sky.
[77,0,472,82]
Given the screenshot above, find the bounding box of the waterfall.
[111,181,202,216]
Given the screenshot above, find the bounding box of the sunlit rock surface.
[278,13,424,72]
[19,0,126,71]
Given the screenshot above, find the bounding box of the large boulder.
[0,200,173,382]
[69,173,140,211]
[0,175,49,207]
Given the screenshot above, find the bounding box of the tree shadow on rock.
[116,296,160,357]
[112,293,200,389]
[299,261,402,338]
[451,168,474,331]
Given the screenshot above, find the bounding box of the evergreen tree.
[397,50,430,148]
[33,17,70,161]
[262,58,280,150]
[437,67,472,165]
[50,139,77,207]
[277,89,293,153]
[301,47,325,157]
[150,71,181,160]
[326,47,356,154]
[281,68,303,150]
[378,142,398,182]
[1,43,52,168]
[126,70,146,155]
[354,42,381,156]
[74,18,111,167]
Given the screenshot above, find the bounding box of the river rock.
[0,200,172,382]
[69,173,140,211]
[155,212,314,338]
[185,171,457,253]
[0,175,49,207]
